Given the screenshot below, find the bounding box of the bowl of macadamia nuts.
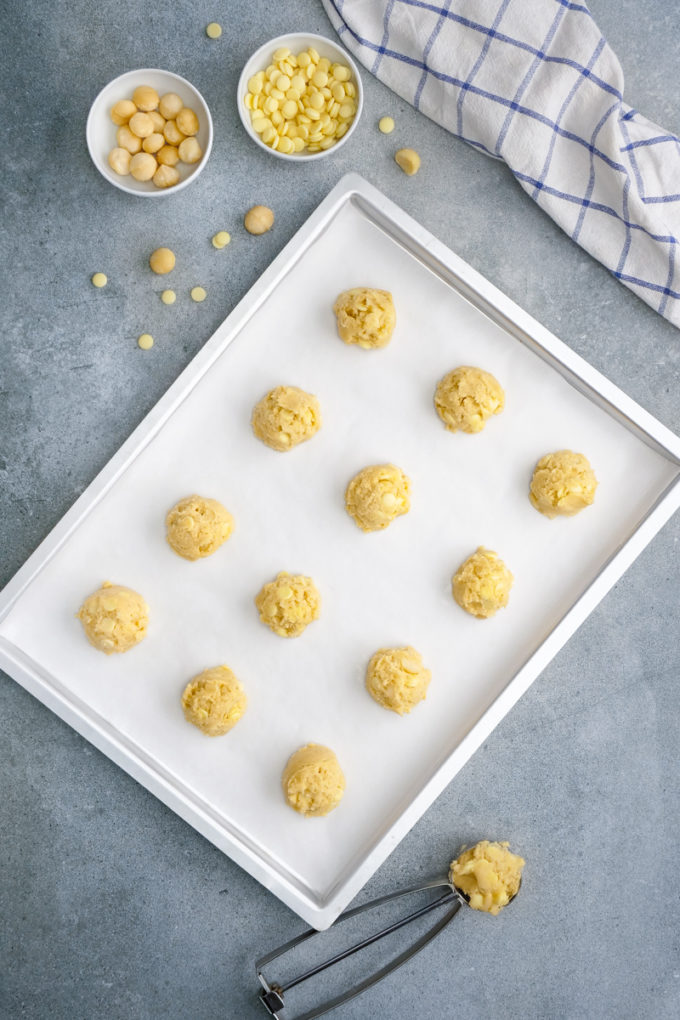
[86,68,213,196]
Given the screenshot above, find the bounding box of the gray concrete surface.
[1,1,678,1018]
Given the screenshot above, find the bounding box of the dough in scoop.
[255,571,321,637]
[282,743,345,817]
[333,287,396,349]
[529,450,598,518]
[181,665,247,736]
[449,840,525,915]
[77,581,148,654]
[452,547,513,619]
[434,366,505,434]
[166,495,234,560]
[251,385,322,451]
[345,463,411,532]
[366,646,431,715]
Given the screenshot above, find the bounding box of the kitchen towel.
[322,0,680,329]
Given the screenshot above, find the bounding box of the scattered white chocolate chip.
[395,147,421,176]
[206,22,222,39]
[161,289,176,305]
[244,205,274,235]
[149,247,176,274]
[138,333,154,350]
[211,230,231,249]
[91,272,107,288]
[190,286,207,302]
[378,116,395,134]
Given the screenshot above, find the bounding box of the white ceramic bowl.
[86,68,213,197]
[237,33,363,162]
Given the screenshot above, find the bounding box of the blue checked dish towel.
[322,0,680,329]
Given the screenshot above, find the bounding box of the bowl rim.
[236,32,364,163]
[86,67,214,198]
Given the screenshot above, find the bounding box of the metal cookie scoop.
[256,843,524,1020]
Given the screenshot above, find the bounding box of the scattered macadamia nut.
[153,164,180,189]
[132,85,159,111]
[379,116,395,133]
[163,119,186,146]
[129,111,155,138]
[176,108,199,136]
[206,22,222,39]
[138,333,154,350]
[191,286,207,302]
[110,99,137,126]
[129,152,157,181]
[178,137,202,164]
[159,92,183,119]
[91,272,107,288]
[212,231,231,249]
[117,125,142,154]
[143,132,165,154]
[244,205,274,235]
[161,289,176,305]
[157,144,180,167]
[149,247,176,274]
[108,147,131,175]
[395,148,421,175]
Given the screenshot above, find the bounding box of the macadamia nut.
[129,152,157,181]
[149,247,176,274]
[178,137,202,164]
[159,92,183,119]
[244,205,274,235]
[108,147,131,175]
[129,111,154,138]
[176,108,199,136]
[110,99,137,126]
[132,85,159,111]
[153,164,180,189]
[395,148,421,175]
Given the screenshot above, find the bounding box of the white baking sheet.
[1,175,679,929]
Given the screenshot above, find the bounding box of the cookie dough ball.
[255,571,321,638]
[165,495,234,560]
[77,581,148,654]
[449,841,525,916]
[181,665,247,736]
[251,385,322,452]
[529,450,598,518]
[345,463,411,532]
[333,288,396,349]
[366,646,431,715]
[452,547,513,619]
[282,743,345,817]
[434,366,505,434]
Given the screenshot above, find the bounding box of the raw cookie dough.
[434,366,505,434]
[366,646,431,715]
[77,581,148,654]
[282,743,345,817]
[255,571,321,637]
[181,665,247,736]
[345,463,411,532]
[449,840,525,915]
[165,495,234,560]
[452,547,513,619]
[251,385,322,451]
[333,288,396,349]
[529,450,598,518]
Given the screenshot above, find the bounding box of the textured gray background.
[1,1,678,1018]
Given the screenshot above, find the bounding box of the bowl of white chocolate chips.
[86,68,213,196]
[237,33,363,161]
